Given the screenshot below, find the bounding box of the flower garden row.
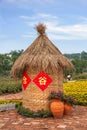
[0,77,87,106]
[63,81,87,106]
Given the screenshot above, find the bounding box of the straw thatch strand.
[11,34,74,79]
[36,23,46,35]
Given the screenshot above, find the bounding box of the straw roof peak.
[36,23,46,35]
[11,23,74,79]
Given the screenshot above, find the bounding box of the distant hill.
[64,51,87,60]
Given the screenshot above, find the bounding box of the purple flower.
[51,90,56,94]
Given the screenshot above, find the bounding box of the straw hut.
[11,23,74,111]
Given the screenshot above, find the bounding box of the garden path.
[0,93,87,130]
[0,92,22,100]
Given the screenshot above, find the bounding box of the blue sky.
[0,0,87,54]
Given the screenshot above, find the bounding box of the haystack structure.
[11,23,74,111]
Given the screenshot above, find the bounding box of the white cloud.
[38,13,58,19]
[47,23,87,40]
[20,13,60,29]
[20,16,31,20]
[20,13,58,21]
[20,13,87,40]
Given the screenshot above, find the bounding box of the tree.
[0,54,11,75]
[71,59,87,74]
[0,49,24,76]
[10,49,24,63]
[81,51,87,60]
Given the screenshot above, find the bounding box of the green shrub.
[17,104,52,118]
[0,77,22,95]
[72,74,87,80]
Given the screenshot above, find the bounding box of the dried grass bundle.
[36,23,46,35]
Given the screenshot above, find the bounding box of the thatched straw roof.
[11,23,74,78]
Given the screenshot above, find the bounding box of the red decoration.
[33,71,52,91]
[22,72,31,90]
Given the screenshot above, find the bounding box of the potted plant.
[63,95,76,115]
[48,89,64,118]
[48,90,76,117]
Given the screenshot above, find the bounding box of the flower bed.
[0,100,22,105]
[63,81,87,105]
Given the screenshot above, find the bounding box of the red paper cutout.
[33,71,52,91]
[22,72,31,90]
